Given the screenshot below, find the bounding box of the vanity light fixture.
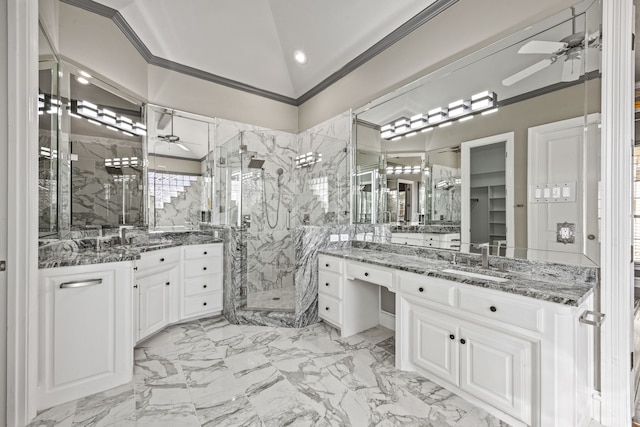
[70,99,147,136]
[87,119,102,126]
[481,108,499,115]
[76,76,90,85]
[79,70,92,79]
[379,90,498,140]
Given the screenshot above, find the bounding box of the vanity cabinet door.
[138,268,176,341]
[409,303,459,385]
[458,325,532,424]
[38,263,133,409]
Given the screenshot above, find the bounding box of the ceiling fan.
[502,11,601,87]
[153,111,196,152]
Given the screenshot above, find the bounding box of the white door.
[409,304,459,385]
[527,114,600,265]
[458,325,532,424]
[461,133,515,255]
[138,270,172,341]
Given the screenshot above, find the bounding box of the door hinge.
[0,260,5,271]
[632,352,634,371]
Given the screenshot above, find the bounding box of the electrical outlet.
[340,234,349,241]
[330,234,339,242]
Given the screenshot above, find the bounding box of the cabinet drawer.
[136,248,180,272]
[458,288,543,332]
[318,270,343,299]
[346,261,393,289]
[183,259,222,278]
[398,272,456,306]
[183,292,222,317]
[184,244,223,260]
[184,274,223,297]
[318,254,343,274]
[318,294,342,326]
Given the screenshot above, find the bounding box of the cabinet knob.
[364,272,369,277]
[203,284,207,289]
[203,267,207,271]
[325,283,329,287]
[325,306,330,311]
[460,338,466,344]
[203,302,207,306]
[204,251,208,255]
[325,263,329,267]
[160,258,165,262]
[418,287,424,293]
[133,284,138,289]
[490,306,497,312]
[165,282,170,286]
[449,334,455,340]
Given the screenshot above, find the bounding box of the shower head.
[247,158,265,169]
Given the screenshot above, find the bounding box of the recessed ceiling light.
[79,70,92,78]
[76,76,90,85]
[293,50,307,64]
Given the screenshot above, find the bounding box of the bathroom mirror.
[38,24,59,237]
[146,106,214,231]
[353,0,602,266]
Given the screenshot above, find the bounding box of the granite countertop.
[39,235,223,269]
[319,247,594,307]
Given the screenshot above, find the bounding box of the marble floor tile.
[31,315,524,427]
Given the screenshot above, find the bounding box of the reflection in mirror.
[65,63,145,230]
[146,106,213,231]
[353,0,601,267]
[38,24,59,237]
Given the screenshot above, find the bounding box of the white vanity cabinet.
[38,261,134,409]
[135,247,181,342]
[396,270,592,427]
[181,243,223,319]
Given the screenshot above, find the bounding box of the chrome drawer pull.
[579,310,605,327]
[60,279,102,289]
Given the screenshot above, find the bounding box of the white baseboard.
[379,310,395,331]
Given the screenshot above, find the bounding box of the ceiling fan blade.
[176,143,191,152]
[518,40,567,55]
[502,58,555,86]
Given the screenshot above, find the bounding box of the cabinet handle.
[418,287,424,293]
[160,258,165,262]
[325,263,329,267]
[203,267,207,271]
[203,284,207,289]
[165,282,170,286]
[364,272,369,277]
[490,306,497,312]
[60,279,102,289]
[204,251,208,255]
[133,284,138,289]
[449,334,455,340]
[460,338,466,344]
[325,307,330,311]
[325,283,329,287]
[203,302,207,306]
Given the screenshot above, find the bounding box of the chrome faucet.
[472,242,490,269]
[381,211,391,223]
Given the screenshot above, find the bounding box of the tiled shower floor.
[246,286,295,311]
[28,316,512,426]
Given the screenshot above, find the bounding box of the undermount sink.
[441,268,509,283]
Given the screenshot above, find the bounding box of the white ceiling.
[92,0,437,99]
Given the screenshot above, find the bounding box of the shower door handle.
[242,214,251,228]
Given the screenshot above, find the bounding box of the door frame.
[460,132,515,255]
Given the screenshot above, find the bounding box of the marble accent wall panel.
[69,134,144,227]
[294,224,354,328]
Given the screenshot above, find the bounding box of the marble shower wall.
[69,133,144,227]
[296,111,351,226]
[431,164,461,222]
